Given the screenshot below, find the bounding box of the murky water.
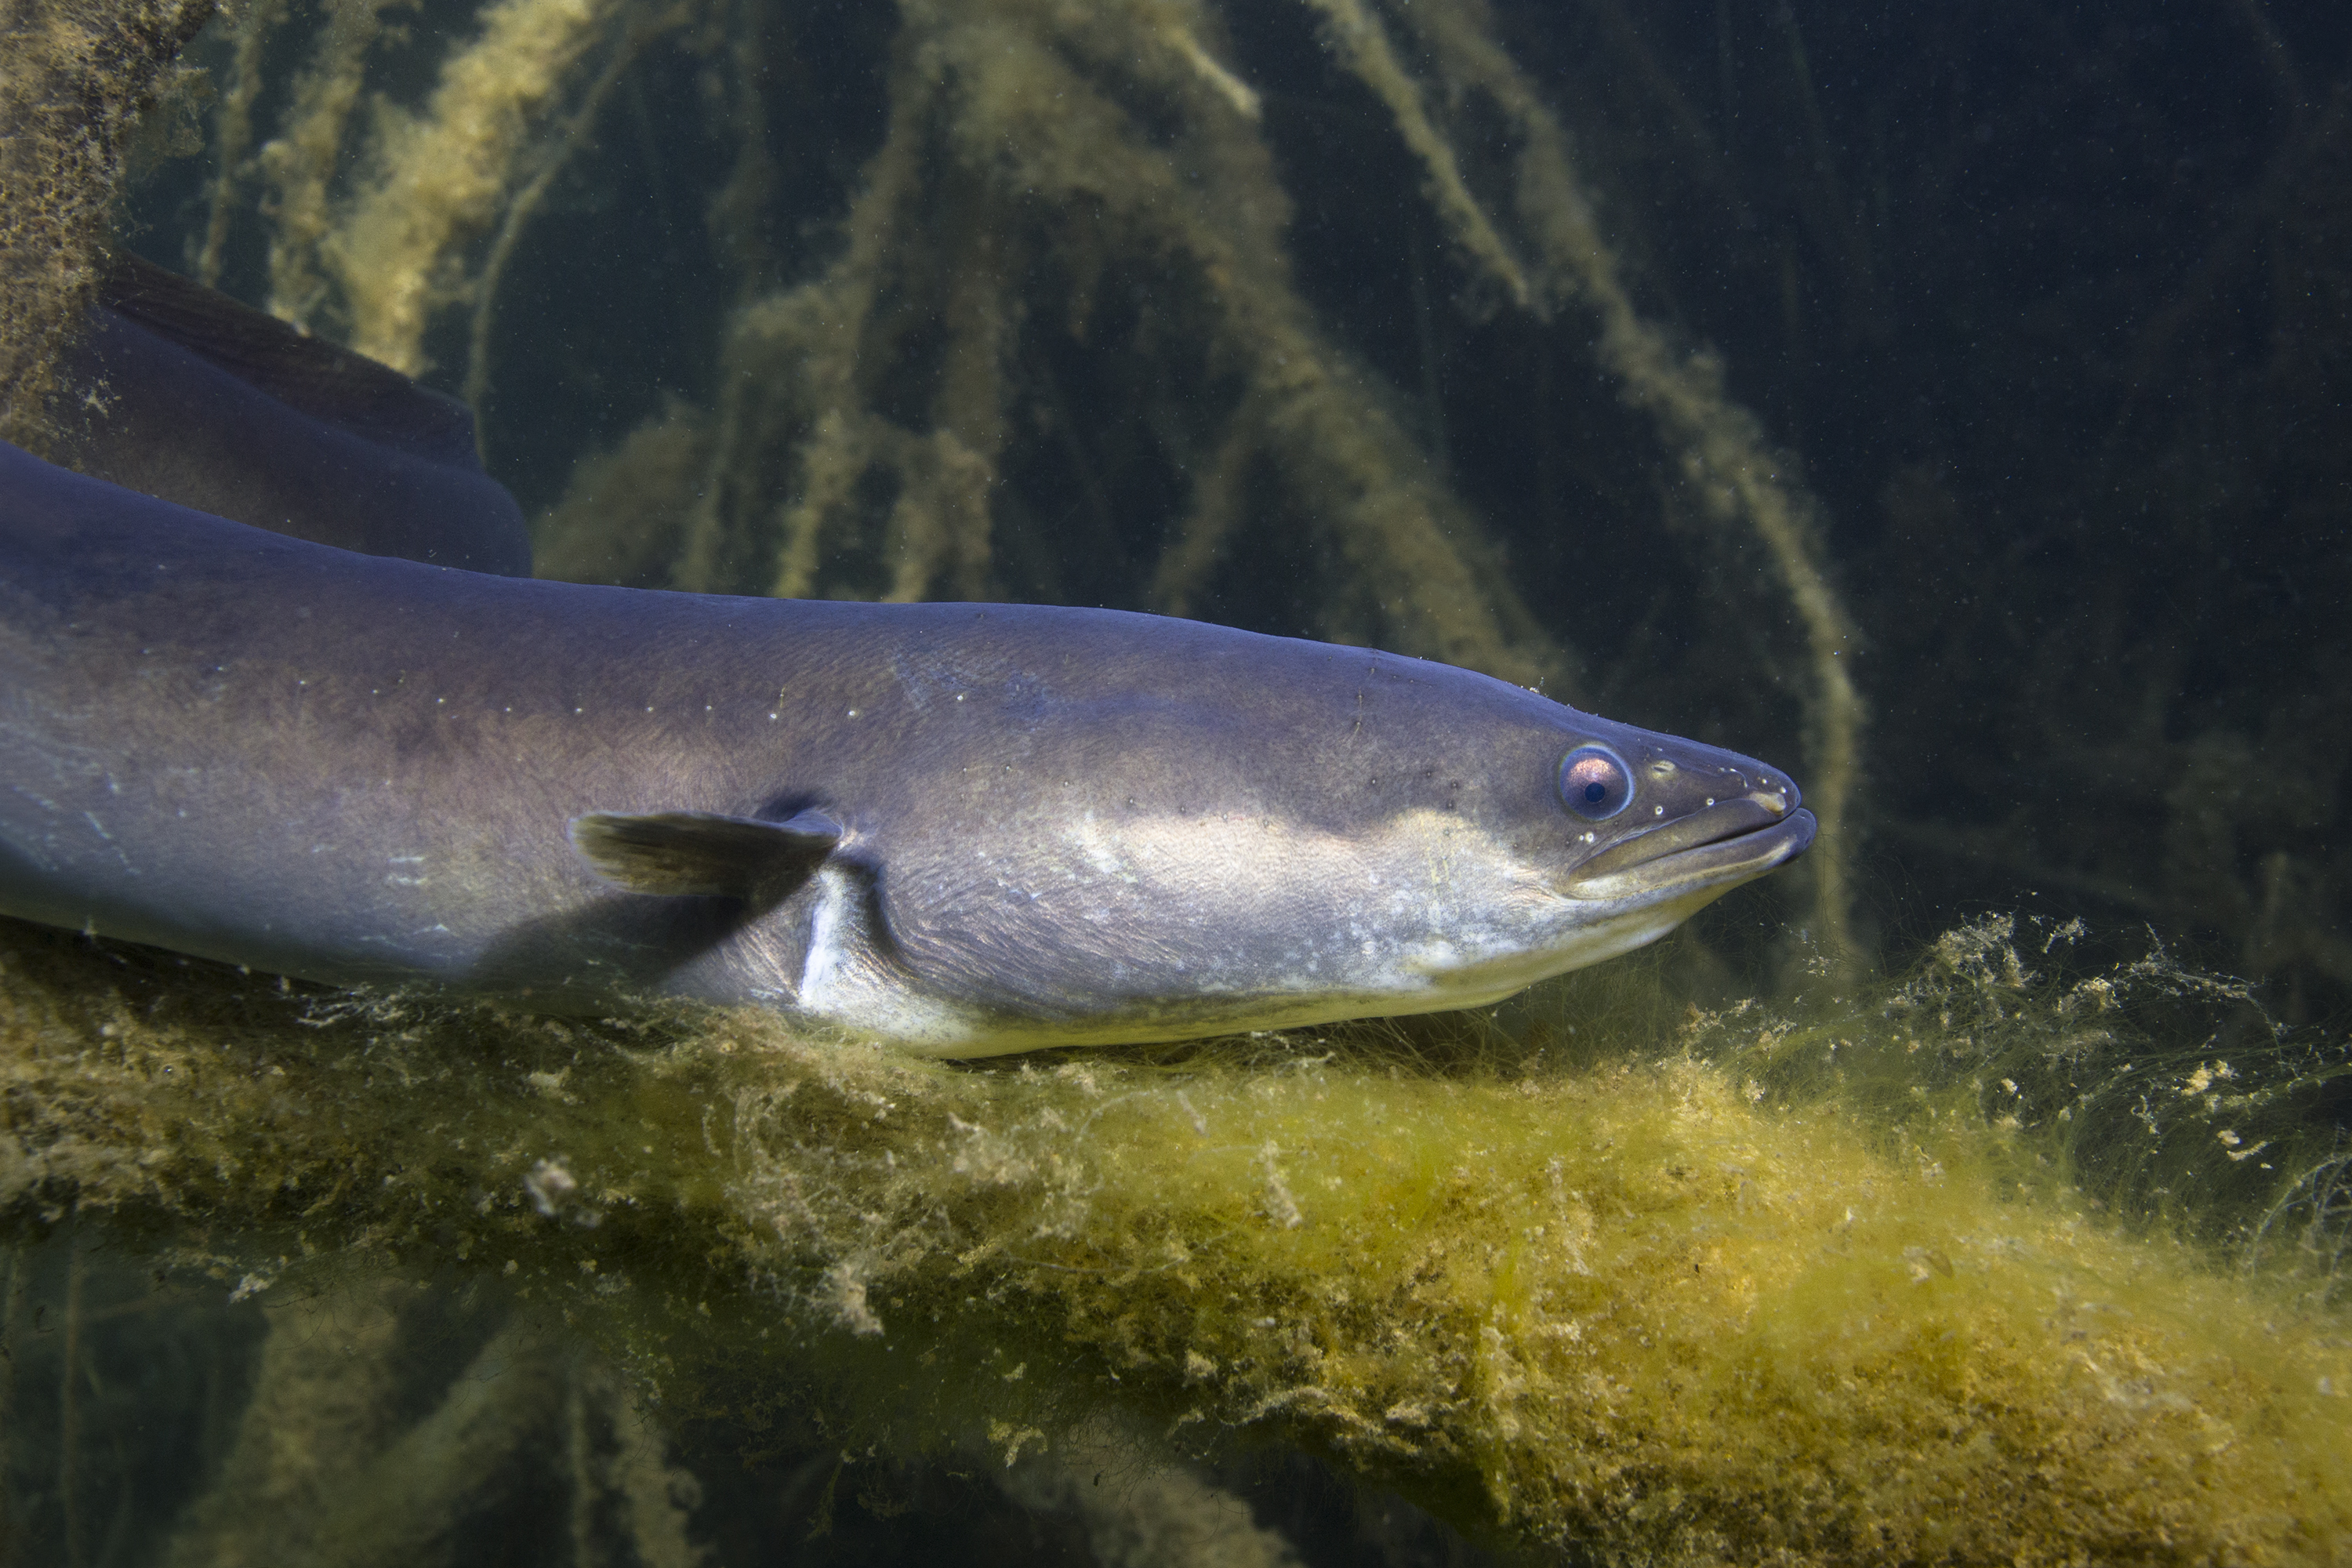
[5,1,2350,1562]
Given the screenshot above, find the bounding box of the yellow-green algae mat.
[2,913,2348,1565]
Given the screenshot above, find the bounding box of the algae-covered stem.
[5,917,2350,1563]
[0,0,217,450]
[1369,0,1866,965]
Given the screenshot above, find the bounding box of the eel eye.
[1559,745,1632,821]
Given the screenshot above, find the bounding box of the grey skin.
[0,437,1814,1056]
[49,253,531,576]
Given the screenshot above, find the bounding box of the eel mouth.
[1563,796,1819,902]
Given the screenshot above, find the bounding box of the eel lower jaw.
[1563,804,1819,906]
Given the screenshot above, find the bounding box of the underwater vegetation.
[3,0,2351,1561]
[0,0,216,447]
[3,914,2351,1563]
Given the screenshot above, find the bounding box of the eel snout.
[1564,793,1817,901]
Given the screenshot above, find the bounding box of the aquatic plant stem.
[257,0,399,332]
[9,914,2350,1563]
[194,0,288,288]
[461,2,690,436]
[643,0,1579,691]
[1381,0,1865,961]
[0,0,217,451]
[323,0,623,373]
[1300,0,1530,310]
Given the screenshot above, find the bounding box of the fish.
[50,252,532,576]
[0,269,1815,1058]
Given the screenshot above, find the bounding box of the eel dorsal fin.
[96,252,486,470]
[569,810,844,901]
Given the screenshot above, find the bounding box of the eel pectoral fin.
[569,809,843,901]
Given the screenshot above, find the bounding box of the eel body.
[51,254,532,576]
[0,263,1815,1057]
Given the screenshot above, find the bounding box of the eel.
[49,253,532,576]
[0,267,1815,1058]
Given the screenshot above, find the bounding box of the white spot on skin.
[795,866,980,1045]
[800,870,851,999]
